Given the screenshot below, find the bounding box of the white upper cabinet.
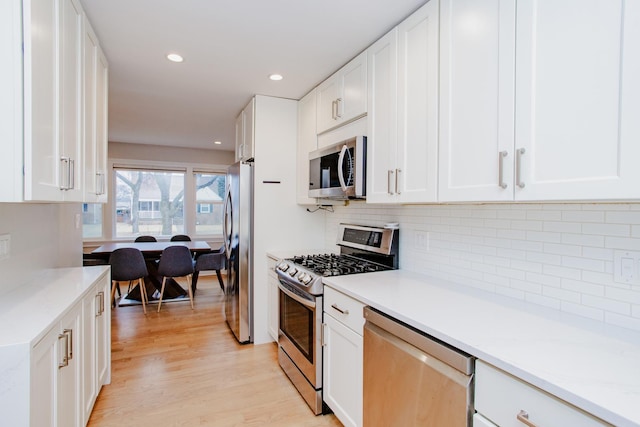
[316,51,368,134]
[438,0,515,202]
[439,0,640,202]
[1,0,106,203]
[367,1,439,204]
[235,97,255,162]
[514,0,640,200]
[297,89,319,205]
[83,16,109,203]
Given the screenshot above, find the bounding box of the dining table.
[92,240,212,301]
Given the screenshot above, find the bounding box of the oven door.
[278,281,323,389]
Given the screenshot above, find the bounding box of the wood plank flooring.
[88,277,342,427]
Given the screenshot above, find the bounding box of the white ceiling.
[79,0,428,153]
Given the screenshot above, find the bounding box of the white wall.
[0,203,82,293]
[326,202,640,332]
[109,141,235,165]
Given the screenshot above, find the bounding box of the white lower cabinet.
[0,267,110,426]
[33,301,83,427]
[82,274,111,424]
[475,360,609,427]
[267,255,279,341]
[322,286,365,427]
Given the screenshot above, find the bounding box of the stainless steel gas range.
[276,223,399,415]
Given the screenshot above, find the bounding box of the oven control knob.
[302,274,313,285]
[277,262,289,272]
[289,267,298,277]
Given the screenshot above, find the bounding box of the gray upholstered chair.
[194,246,226,292]
[134,235,157,242]
[157,245,195,312]
[170,234,191,241]
[108,248,149,314]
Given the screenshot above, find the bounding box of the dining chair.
[170,234,191,242]
[194,245,226,292]
[157,245,195,312]
[134,235,157,242]
[108,248,149,314]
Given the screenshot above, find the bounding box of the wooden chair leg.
[186,275,194,309]
[215,270,224,290]
[157,277,167,312]
[139,278,147,314]
[110,281,118,308]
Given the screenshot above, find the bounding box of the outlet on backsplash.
[614,250,640,285]
[415,230,430,251]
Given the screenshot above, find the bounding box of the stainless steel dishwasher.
[363,307,475,427]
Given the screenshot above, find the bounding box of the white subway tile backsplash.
[582,223,630,237]
[561,256,605,273]
[326,203,640,332]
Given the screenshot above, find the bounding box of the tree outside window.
[194,172,226,236]
[115,169,185,238]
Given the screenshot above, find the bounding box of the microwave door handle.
[337,144,348,192]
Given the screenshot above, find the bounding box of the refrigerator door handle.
[223,185,233,256]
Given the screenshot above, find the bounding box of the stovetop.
[290,253,390,277]
[276,223,399,296]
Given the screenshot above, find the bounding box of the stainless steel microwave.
[308,136,366,200]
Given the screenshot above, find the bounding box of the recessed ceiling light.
[269,74,283,81]
[167,53,184,63]
[213,140,222,145]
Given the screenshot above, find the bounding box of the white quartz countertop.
[0,266,110,346]
[323,270,640,427]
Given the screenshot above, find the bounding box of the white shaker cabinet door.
[395,0,439,203]
[366,28,398,203]
[438,0,516,202]
[23,0,62,201]
[514,0,640,200]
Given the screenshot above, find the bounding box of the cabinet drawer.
[475,361,609,427]
[324,286,365,335]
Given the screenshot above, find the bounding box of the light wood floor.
[88,277,342,427]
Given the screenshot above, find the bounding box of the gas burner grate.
[289,253,390,277]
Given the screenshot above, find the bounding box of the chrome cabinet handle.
[331,303,349,315]
[96,291,105,316]
[69,158,75,189]
[498,151,508,189]
[395,168,401,195]
[516,148,526,188]
[58,329,72,368]
[321,323,327,347]
[335,98,342,118]
[58,332,69,368]
[516,410,538,427]
[331,100,337,120]
[388,170,394,195]
[60,157,70,190]
[65,328,73,360]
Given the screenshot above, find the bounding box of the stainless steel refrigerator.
[223,161,253,343]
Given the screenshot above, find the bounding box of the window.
[82,203,103,239]
[114,169,185,238]
[82,164,226,241]
[194,172,226,236]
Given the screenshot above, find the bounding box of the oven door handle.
[278,282,316,309]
